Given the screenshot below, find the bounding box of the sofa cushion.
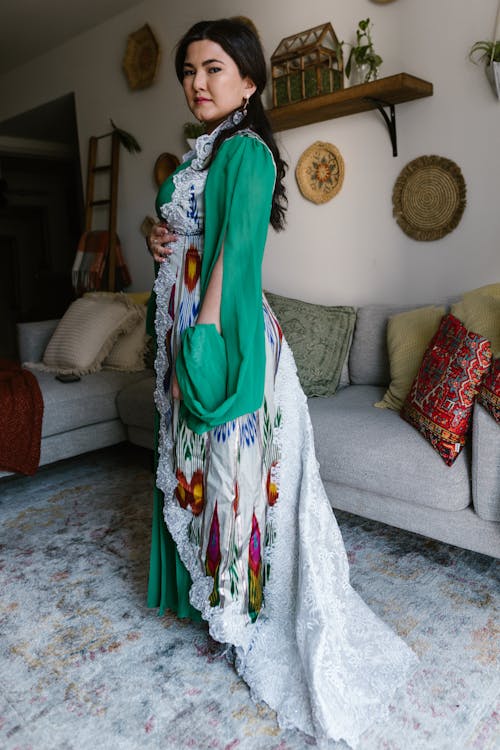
[103,307,150,372]
[41,296,143,376]
[401,313,492,466]
[477,358,500,425]
[265,291,356,396]
[349,305,412,386]
[471,402,500,521]
[308,385,472,512]
[26,369,151,438]
[116,374,156,431]
[374,305,445,411]
[17,320,59,363]
[451,295,500,357]
[463,282,500,300]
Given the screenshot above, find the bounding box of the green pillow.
[265,291,356,397]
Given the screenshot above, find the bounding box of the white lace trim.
[153,113,418,748]
[159,112,243,236]
[155,333,418,747]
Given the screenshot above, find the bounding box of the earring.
[242,95,250,116]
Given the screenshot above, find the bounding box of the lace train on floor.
[156,339,418,748]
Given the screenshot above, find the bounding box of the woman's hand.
[172,371,183,400]
[149,221,177,263]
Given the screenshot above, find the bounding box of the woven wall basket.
[392,155,466,241]
[295,141,345,204]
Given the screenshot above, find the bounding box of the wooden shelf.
[267,73,433,132]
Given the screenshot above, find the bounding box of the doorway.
[0,93,84,359]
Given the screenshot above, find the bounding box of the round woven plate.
[295,141,345,204]
[392,155,466,241]
[154,152,180,187]
[122,24,161,90]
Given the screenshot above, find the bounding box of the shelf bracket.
[363,98,398,157]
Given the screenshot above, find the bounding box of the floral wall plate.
[295,141,345,204]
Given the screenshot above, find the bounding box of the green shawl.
[152,133,276,434]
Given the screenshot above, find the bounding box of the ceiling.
[0,0,142,76]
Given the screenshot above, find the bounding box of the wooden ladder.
[84,130,120,291]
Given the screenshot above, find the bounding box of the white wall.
[0,0,499,304]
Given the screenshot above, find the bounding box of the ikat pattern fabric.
[152,119,418,746]
[401,313,492,465]
[478,357,500,425]
[156,123,283,623]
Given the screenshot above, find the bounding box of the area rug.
[0,446,498,750]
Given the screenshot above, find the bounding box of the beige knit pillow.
[463,283,500,301]
[40,296,142,375]
[103,306,150,372]
[374,305,446,411]
[451,295,500,357]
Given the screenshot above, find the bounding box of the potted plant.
[469,40,500,99]
[343,18,383,86]
[183,121,206,149]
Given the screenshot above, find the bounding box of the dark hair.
[175,18,287,231]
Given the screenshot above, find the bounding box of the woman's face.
[182,39,256,133]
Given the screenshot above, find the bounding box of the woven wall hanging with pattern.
[392,155,466,241]
[295,141,345,204]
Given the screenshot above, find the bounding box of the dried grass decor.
[392,155,466,241]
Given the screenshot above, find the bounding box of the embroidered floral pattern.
[175,468,204,516]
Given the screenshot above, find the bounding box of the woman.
[147,18,417,748]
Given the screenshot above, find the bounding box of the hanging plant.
[469,2,500,100]
[342,19,383,84]
[469,41,500,100]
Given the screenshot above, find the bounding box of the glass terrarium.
[271,22,344,107]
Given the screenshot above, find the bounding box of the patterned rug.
[0,445,498,750]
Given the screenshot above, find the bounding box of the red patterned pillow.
[401,313,492,465]
[477,357,500,424]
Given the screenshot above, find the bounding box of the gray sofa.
[0,319,152,477]
[3,308,499,559]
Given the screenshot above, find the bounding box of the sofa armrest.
[471,402,500,521]
[17,319,59,363]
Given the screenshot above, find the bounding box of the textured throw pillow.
[451,295,500,357]
[103,306,150,372]
[83,290,150,306]
[41,296,142,375]
[463,282,500,300]
[125,291,151,306]
[374,305,445,411]
[477,357,500,424]
[264,291,356,397]
[401,313,492,466]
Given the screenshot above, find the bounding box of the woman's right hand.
[149,221,177,263]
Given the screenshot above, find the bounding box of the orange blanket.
[72,230,132,294]
[0,360,43,475]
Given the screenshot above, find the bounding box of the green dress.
[145,115,418,749]
[147,123,279,620]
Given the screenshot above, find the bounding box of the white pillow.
[103,307,150,372]
[39,296,142,375]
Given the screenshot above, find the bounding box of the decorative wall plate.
[295,141,345,204]
[122,24,160,90]
[392,155,466,241]
[154,152,180,186]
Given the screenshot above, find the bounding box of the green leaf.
[109,119,142,153]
